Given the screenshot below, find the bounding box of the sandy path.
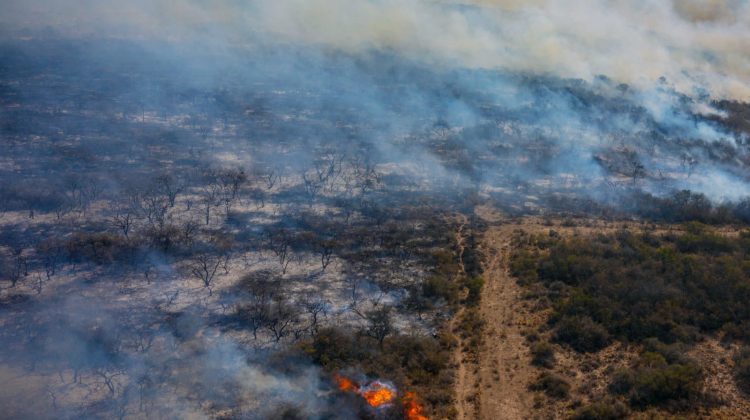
[478,222,535,420]
[453,210,536,420]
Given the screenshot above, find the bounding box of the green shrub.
[422,274,457,303]
[530,341,555,368]
[529,372,570,399]
[608,369,635,395]
[553,316,609,353]
[463,276,484,305]
[516,228,750,346]
[572,398,629,420]
[630,360,702,408]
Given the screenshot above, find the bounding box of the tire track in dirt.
[451,213,475,420]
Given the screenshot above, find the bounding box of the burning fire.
[334,374,395,408]
[334,374,358,393]
[403,391,428,420]
[360,381,396,408]
[334,374,429,419]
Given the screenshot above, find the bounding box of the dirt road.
[454,212,536,420]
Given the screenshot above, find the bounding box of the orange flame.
[403,391,428,420]
[334,374,358,393]
[361,382,395,408]
[334,375,396,408]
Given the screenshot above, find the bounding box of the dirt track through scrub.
[454,209,536,420]
[453,212,750,419]
[453,213,640,419]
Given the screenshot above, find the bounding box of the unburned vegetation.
[509,221,750,418]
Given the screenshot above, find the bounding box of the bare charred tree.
[218,168,247,217]
[681,153,699,177]
[317,238,336,271]
[81,179,104,212]
[365,306,393,348]
[179,219,201,246]
[36,237,64,280]
[154,173,185,208]
[63,175,86,215]
[248,186,266,209]
[31,272,44,294]
[266,227,295,274]
[302,172,324,204]
[265,294,298,343]
[351,154,381,196]
[110,207,136,238]
[346,277,365,318]
[199,171,223,225]
[301,295,328,337]
[0,229,29,287]
[254,164,283,190]
[94,366,125,397]
[236,272,280,339]
[188,244,222,295]
[314,151,345,192]
[629,159,646,184]
[140,189,170,228]
[237,300,268,340]
[63,175,103,218]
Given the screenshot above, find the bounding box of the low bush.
[572,398,629,420]
[608,369,635,395]
[553,316,609,353]
[530,341,555,368]
[629,353,702,409]
[529,372,570,399]
[462,276,484,306]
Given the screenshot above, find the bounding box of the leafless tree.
[36,237,64,280]
[254,164,283,190]
[248,187,266,209]
[179,219,201,246]
[140,190,170,228]
[302,172,324,204]
[365,306,393,348]
[318,238,336,271]
[218,168,247,216]
[267,229,294,274]
[350,155,381,196]
[266,294,298,343]
[154,173,185,207]
[188,246,222,295]
[236,271,282,339]
[94,366,125,397]
[200,174,222,225]
[111,207,136,238]
[302,295,328,336]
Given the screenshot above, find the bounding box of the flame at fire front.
[334,374,358,393]
[334,375,396,408]
[403,391,428,420]
[334,374,428,417]
[360,381,395,408]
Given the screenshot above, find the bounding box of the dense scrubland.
[510,221,750,418]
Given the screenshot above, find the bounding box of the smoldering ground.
[2,36,748,205]
[0,286,355,419]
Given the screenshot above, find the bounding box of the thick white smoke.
[2,0,749,100]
